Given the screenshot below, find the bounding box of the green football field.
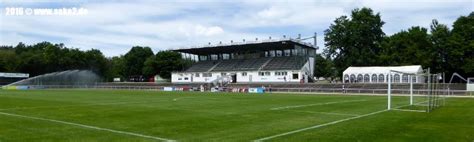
[0,89,473,142]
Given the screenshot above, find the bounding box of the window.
[284,50,291,56]
[364,74,370,83]
[292,73,299,79]
[199,55,208,61]
[275,71,288,76]
[402,74,409,83]
[241,72,247,76]
[350,74,356,83]
[265,72,270,76]
[344,74,350,81]
[269,51,275,57]
[184,77,188,80]
[221,73,227,76]
[357,74,363,82]
[379,74,384,82]
[178,78,182,80]
[371,74,377,83]
[222,54,230,60]
[211,54,218,60]
[195,73,200,77]
[292,49,297,56]
[394,74,400,83]
[276,50,282,57]
[203,73,212,77]
[259,72,271,76]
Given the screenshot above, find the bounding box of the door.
[232,74,237,83]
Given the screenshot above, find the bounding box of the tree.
[379,27,433,67]
[84,49,108,76]
[142,56,157,77]
[430,19,451,74]
[449,12,474,77]
[105,56,126,81]
[0,49,18,72]
[123,46,154,78]
[314,54,335,78]
[154,51,188,79]
[324,7,385,75]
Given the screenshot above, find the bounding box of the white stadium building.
[342,65,424,83]
[171,38,317,84]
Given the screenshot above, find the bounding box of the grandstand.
[171,38,317,84]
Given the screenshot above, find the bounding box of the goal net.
[387,69,446,113]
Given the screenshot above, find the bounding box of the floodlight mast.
[299,32,319,50]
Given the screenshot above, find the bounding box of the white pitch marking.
[285,110,361,117]
[172,97,198,101]
[270,99,367,110]
[0,100,167,111]
[255,100,431,141]
[392,108,426,113]
[0,111,175,142]
[253,109,388,142]
[172,97,217,101]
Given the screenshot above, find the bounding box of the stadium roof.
[343,65,423,75]
[0,72,29,78]
[172,39,316,55]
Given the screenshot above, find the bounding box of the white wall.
[171,73,193,83]
[172,70,305,83]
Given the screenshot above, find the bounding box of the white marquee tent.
[342,65,423,83]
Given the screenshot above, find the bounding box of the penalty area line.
[253,109,388,142]
[0,111,175,142]
[270,99,367,110]
[284,110,361,117]
[255,101,431,141]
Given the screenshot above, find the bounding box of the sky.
[0,0,472,57]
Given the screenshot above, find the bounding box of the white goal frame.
[387,70,419,110]
[387,68,446,113]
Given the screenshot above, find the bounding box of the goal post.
[387,69,445,113]
[387,70,417,110]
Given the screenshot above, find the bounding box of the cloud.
[0,0,472,56]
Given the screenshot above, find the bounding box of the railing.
[2,84,470,96]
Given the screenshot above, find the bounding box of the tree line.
[316,8,473,80]
[0,43,191,81]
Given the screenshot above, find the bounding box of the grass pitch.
[0,89,473,141]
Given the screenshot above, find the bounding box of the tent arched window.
[378,74,384,82]
[364,74,370,83]
[402,74,409,83]
[344,74,350,83]
[394,74,400,83]
[344,74,350,80]
[350,74,356,83]
[371,74,377,83]
[357,74,363,82]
